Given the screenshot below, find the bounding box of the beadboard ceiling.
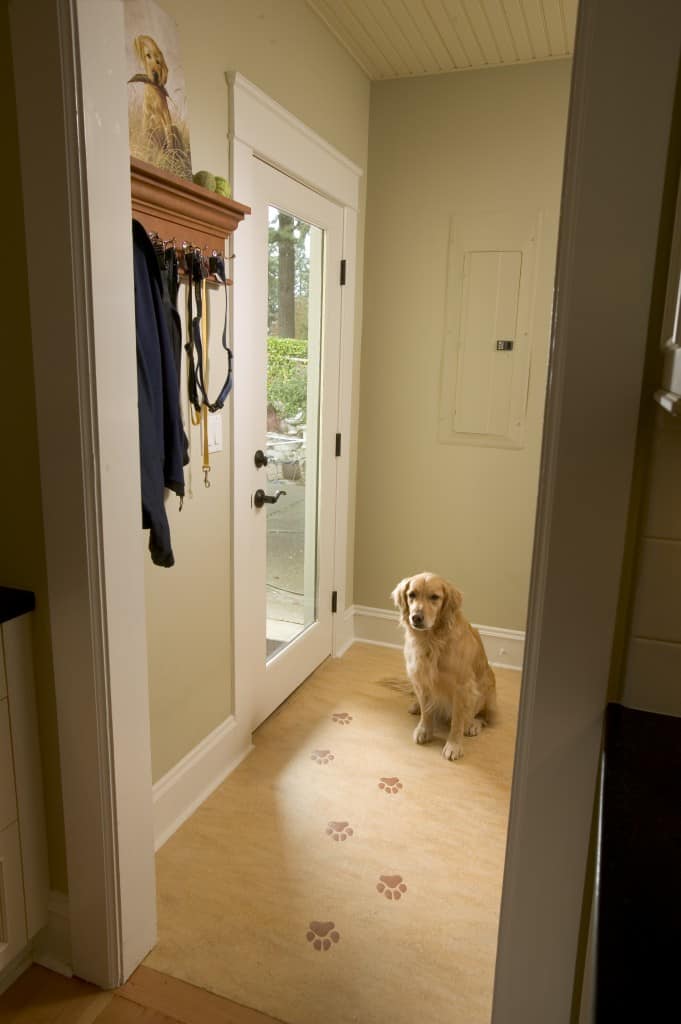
[306,0,577,80]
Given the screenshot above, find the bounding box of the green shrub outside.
[267,337,308,421]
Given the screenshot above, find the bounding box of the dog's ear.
[158,52,169,85]
[442,580,463,612]
[390,578,411,618]
[134,35,146,64]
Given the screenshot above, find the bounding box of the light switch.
[207,412,223,453]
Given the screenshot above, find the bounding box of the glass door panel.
[265,207,324,660]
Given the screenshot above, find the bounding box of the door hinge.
[335,433,341,457]
[340,259,347,286]
[331,591,338,614]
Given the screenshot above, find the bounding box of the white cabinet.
[0,822,26,966]
[0,701,17,830]
[0,603,49,975]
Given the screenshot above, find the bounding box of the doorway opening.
[139,44,573,1024]
[19,0,667,1019]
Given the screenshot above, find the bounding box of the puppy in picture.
[133,34,174,152]
[391,572,497,761]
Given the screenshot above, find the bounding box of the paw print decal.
[326,820,354,842]
[306,920,340,951]
[377,874,407,901]
[378,776,403,794]
[310,749,335,765]
[332,712,353,725]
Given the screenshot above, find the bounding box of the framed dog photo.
[124,0,193,180]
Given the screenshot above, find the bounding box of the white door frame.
[249,160,344,727]
[9,0,156,987]
[492,1,681,1019]
[9,0,681,1015]
[229,72,361,736]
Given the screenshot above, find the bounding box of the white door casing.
[253,160,344,726]
[9,0,156,987]
[229,73,362,732]
[491,0,681,1020]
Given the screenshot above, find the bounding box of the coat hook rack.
[130,156,250,284]
[146,230,237,285]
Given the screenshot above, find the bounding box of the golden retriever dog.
[134,35,173,151]
[391,572,497,761]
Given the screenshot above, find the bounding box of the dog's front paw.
[408,700,420,716]
[413,723,432,745]
[442,740,463,761]
[464,718,484,737]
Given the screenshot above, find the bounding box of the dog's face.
[135,35,168,86]
[391,573,462,631]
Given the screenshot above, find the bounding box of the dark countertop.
[0,586,36,624]
[597,701,681,1019]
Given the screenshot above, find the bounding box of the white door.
[251,159,343,726]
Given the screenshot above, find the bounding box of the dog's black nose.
[411,613,424,627]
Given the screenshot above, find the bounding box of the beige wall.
[159,0,369,607]
[146,0,370,779]
[2,8,68,893]
[355,60,571,629]
[616,139,681,718]
[143,396,234,781]
[620,409,681,716]
[5,0,369,885]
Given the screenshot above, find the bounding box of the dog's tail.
[376,675,413,696]
[484,673,499,726]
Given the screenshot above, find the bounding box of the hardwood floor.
[0,965,283,1024]
[1,647,519,1024]
[147,645,519,1024]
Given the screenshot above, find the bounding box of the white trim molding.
[0,949,33,998]
[32,891,73,979]
[227,72,361,210]
[1,891,75,995]
[333,605,355,659]
[152,719,253,852]
[229,73,363,731]
[349,605,525,670]
[352,604,402,648]
[471,626,524,670]
[10,0,156,988]
[492,2,681,1021]
[331,203,359,650]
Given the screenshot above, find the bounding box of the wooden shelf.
[130,157,250,255]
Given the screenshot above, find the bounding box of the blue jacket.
[132,219,185,567]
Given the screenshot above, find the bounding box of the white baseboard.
[4,721,255,990]
[349,604,525,670]
[0,947,33,995]
[29,890,72,981]
[333,605,355,658]
[152,716,253,851]
[352,604,403,649]
[0,888,73,994]
[475,626,525,670]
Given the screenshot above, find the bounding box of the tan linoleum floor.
[146,643,520,1024]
